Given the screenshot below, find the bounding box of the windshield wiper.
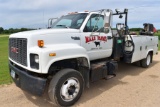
[56,25,70,28]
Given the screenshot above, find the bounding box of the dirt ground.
[0,54,160,107]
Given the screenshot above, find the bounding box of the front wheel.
[48,69,84,106]
[141,53,152,68]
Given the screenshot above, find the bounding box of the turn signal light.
[38,40,44,47]
[49,53,56,56]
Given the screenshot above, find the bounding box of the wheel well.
[149,51,153,56]
[149,51,153,63]
[48,57,90,88]
[48,58,78,75]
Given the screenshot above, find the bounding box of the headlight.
[35,55,39,63]
[30,54,39,69]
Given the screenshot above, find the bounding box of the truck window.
[56,19,72,27]
[84,14,104,32]
[52,13,88,29]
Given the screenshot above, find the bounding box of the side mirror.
[48,18,58,28]
[104,23,110,34]
[95,17,99,21]
[104,27,110,34]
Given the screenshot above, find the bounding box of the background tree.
[0,27,4,34]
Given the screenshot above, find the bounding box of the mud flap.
[105,61,118,80]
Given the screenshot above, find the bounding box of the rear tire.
[48,69,84,106]
[141,53,152,68]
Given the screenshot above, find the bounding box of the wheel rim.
[60,77,80,102]
[147,54,151,65]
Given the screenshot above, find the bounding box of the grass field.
[159,41,160,50]
[0,35,11,85]
[0,34,9,37]
[154,31,160,50]
[0,33,160,85]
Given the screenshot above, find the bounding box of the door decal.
[85,36,107,50]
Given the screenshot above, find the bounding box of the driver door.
[81,14,113,61]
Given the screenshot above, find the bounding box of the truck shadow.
[23,60,159,107]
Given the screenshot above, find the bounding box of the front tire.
[141,53,152,68]
[48,69,84,106]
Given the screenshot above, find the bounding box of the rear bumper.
[9,62,47,96]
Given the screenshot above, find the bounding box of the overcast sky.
[0,0,159,29]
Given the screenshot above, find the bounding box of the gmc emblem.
[11,47,19,53]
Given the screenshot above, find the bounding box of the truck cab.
[50,10,113,60]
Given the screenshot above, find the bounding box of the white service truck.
[9,9,158,106]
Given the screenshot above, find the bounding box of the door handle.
[107,36,112,40]
[140,46,142,51]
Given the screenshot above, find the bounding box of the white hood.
[10,28,80,38]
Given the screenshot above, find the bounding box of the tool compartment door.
[131,36,142,62]
[131,35,156,63]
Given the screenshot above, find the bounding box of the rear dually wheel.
[141,53,152,68]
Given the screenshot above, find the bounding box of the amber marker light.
[38,40,44,47]
[49,53,56,56]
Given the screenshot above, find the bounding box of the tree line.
[129,28,143,31]
[0,27,35,34]
[0,27,159,34]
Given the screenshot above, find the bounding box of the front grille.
[9,38,27,66]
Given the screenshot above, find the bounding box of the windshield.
[51,13,88,29]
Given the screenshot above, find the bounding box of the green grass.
[154,31,160,50]
[159,40,160,50]
[0,35,12,85]
[155,31,160,39]
[0,34,9,37]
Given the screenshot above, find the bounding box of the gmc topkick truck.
[9,9,158,106]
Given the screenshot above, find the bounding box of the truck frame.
[9,9,158,106]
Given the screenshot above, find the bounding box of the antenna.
[43,9,45,28]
